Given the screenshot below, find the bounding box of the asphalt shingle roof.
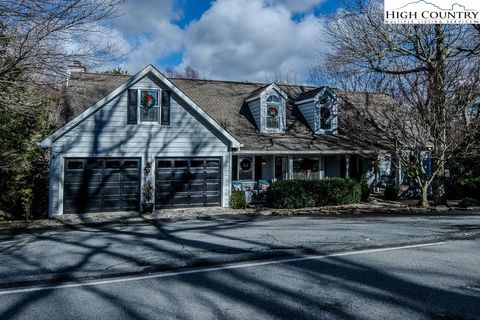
[61,72,393,152]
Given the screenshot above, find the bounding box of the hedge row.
[459,178,480,199]
[447,177,480,200]
[266,178,362,209]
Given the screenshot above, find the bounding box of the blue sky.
[107,0,342,83]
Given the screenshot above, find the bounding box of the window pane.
[238,157,253,180]
[266,116,280,129]
[174,160,188,168]
[67,161,83,170]
[206,160,219,168]
[140,107,159,122]
[106,160,120,169]
[266,95,280,103]
[86,159,102,170]
[123,160,138,169]
[140,90,159,107]
[293,158,319,180]
[157,160,172,168]
[191,160,204,168]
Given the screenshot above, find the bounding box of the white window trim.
[261,92,286,133]
[138,88,160,123]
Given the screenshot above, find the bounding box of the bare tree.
[184,65,200,79]
[319,0,480,206]
[0,0,126,218]
[264,70,298,85]
[0,0,125,111]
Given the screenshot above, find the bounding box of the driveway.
[0,213,479,286]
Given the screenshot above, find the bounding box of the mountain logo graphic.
[395,0,474,11]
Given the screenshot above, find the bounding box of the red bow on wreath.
[142,94,156,109]
[320,107,331,119]
[268,106,278,118]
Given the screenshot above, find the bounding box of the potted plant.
[142,180,154,213]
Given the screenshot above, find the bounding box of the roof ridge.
[170,77,266,86]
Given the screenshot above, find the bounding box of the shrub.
[384,186,400,201]
[142,180,154,203]
[230,190,247,209]
[266,178,361,209]
[360,173,370,202]
[317,178,362,206]
[458,177,480,200]
[266,180,316,209]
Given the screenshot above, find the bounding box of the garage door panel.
[103,173,121,183]
[103,186,121,195]
[205,172,220,179]
[206,195,221,204]
[103,198,121,210]
[205,183,220,191]
[156,172,173,180]
[122,185,140,195]
[189,183,205,192]
[64,158,140,214]
[66,172,102,184]
[121,199,138,210]
[190,195,205,204]
[155,157,221,208]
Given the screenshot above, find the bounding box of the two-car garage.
[63,157,222,214]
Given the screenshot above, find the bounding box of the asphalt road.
[0,238,479,320]
[0,214,479,286]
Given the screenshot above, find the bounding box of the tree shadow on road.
[0,218,479,319]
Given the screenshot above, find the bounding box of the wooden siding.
[247,98,261,130]
[49,74,231,215]
[296,100,317,132]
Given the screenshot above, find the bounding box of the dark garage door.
[64,158,140,213]
[155,158,221,208]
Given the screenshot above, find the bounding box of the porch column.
[287,155,294,180]
[345,155,350,178]
[319,157,325,179]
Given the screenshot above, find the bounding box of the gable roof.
[46,66,394,153]
[244,83,288,102]
[41,65,241,148]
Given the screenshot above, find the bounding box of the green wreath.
[142,94,156,109]
[267,106,278,118]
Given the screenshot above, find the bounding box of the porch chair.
[256,179,271,199]
[231,180,243,192]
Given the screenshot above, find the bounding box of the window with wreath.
[265,95,281,129]
[319,95,334,130]
[140,90,159,122]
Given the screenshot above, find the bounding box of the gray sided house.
[41,65,393,216]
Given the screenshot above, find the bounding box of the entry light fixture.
[144,162,151,175]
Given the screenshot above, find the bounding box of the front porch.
[231,153,378,196]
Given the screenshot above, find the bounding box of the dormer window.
[266,95,281,129]
[295,87,338,134]
[319,96,334,130]
[245,83,287,133]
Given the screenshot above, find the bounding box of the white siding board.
[296,101,316,132]
[247,98,261,129]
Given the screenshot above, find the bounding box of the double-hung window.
[265,95,281,130]
[140,90,159,122]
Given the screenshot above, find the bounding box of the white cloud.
[180,0,323,82]
[108,0,185,73]
[267,0,326,13]
[98,0,325,81]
